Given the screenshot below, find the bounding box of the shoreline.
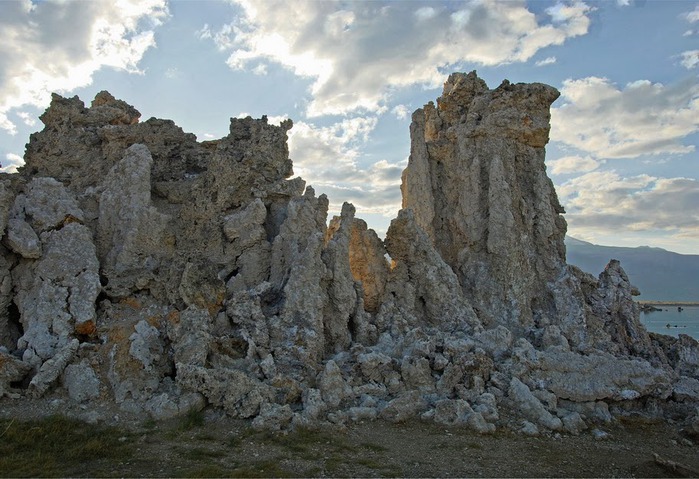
[637,300,699,307]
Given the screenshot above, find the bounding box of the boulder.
[508,377,562,431]
[380,391,427,422]
[28,339,79,398]
[0,351,31,398]
[526,349,672,402]
[63,360,101,402]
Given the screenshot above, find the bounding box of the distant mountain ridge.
[565,236,699,302]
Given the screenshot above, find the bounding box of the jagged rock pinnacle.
[0,78,695,431]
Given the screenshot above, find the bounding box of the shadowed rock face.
[0,72,695,431]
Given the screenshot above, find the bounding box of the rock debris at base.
[0,72,697,434]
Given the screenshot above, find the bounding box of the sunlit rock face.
[0,72,695,432]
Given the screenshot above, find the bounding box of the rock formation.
[403,73,570,332]
[0,74,696,434]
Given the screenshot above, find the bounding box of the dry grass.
[0,415,135,477]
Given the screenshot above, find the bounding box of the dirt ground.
[2,399,698,478]
[128,415,699,478]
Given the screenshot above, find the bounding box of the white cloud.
[551,76,699,159]
[391,104,410,120]
[0,0,168,134]
[558,171,699,241]
[204,0,593,117]
[16,111,37,127]
[2,153,24,173]
[680,50,699,69]
[535,56,557,67]
[548,155,600,174]
[415,7,437,22]
[251,64,268,75]
[684,5,699,23]
[287,117,404,216]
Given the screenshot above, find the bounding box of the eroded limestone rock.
[348,218,388,314]
[98,144,172,296]
[379,209,480,336]
[63,359,101,402]
[0,75,693,432]
[526,348,672,402]
[28,338,79,398]
[0,351,31,398]
[402,72,568,332]
[13,222,100,367]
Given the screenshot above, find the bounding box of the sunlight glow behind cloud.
[0,0,168,134]
[204,0,593,117]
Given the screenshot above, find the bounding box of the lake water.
[640,305,699,340]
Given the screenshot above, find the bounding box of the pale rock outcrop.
[520,420,540,436]
[103,299,172,407]
[561,411,587,435]
[508,377,562,431]
[98,144,172,297]
[323,204,358,353]
[526,348,671,402]
[432,398,473,425]
[176,365,272,418]
[318,360,352,408]
[0,76,695,432]
[672,377,699,402]
[268,188,331,373]
[144,390,206,421]
[170,306,212,367]
[5,218,41,259]
[253,403,294,431]
[63,360,101,402]
[27,338,79,398]
[14,177,84,233]
[582,260,656,358]
[401,356,434,392]
[380,390,427,422]
[0,253,15,351]
[0,351,31,398]
[558,399,613,424]
[379,209,480,336]
[222,198,271,293]
[226,286,272,361]
[0,181,15,234]
[466,411,496,434]
[651,333,699,379]
[348,218,388,314]
[401,72,569,332]
[689,410,699,439]
[13,222,100,367]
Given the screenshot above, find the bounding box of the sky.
[0,0,698,255]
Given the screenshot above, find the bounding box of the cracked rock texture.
[0,72,696,433]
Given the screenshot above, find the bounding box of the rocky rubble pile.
[0,74,697,435]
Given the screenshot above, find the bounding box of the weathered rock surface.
[0,72,695,431]
[401,72,567,332]
[0,351,31,398]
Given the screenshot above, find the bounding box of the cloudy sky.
[1,0,698,254]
